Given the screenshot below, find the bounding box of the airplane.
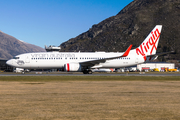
[6,25,162,74]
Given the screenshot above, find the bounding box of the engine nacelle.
[64,63,82,72]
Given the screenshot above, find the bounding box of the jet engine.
[64,63,82,72]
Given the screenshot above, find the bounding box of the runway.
[0,72,180,76]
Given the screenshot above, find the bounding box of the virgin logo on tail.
[136,25,162,61]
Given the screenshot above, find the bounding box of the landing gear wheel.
[83,70,92,74]
[83,70,88,74]
[87,70,92,74]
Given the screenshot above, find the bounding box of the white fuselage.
[6,49,144,70]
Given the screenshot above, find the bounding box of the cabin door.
[25,55,30,63]
[135,55,138,63]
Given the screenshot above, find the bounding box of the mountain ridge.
[0,30,45,60]
[59,0,180,61]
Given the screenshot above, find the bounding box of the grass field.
[0,76,180,120]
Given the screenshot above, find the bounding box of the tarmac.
[0,72,180,76]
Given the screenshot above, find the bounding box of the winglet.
[122,44,132,57]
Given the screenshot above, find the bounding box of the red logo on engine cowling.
[136,28,161,61]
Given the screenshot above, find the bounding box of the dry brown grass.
[1,80,180,119]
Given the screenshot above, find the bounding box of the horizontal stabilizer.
[147,51,175,57]
[145,51,175,61]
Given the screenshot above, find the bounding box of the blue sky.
[0,0,133,48]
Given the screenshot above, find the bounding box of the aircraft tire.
[88,70,92,74]
[83,70,88,74]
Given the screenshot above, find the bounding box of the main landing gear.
[83,70,92,74]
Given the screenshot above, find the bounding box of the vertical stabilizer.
[136,25,162,60]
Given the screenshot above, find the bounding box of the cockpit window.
[13,57,20,59]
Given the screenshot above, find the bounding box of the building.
[137,63,175,71]
[0,60,13,72]
[45,45,61,52]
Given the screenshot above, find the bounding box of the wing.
[79,45,133,67]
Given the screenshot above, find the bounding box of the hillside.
[59,0,180,61]
[0,31,45,60]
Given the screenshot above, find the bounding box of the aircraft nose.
[6,59,13,66]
